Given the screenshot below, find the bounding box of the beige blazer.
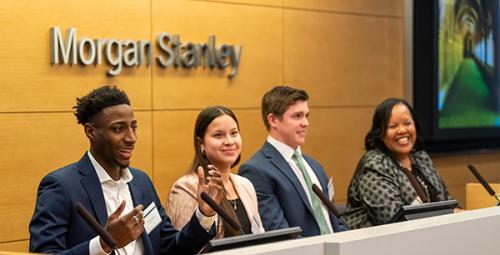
[167,173,265,238]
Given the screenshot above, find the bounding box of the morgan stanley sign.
[50,27,242,78]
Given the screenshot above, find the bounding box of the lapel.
[229,174,249,215]
[128,175,144,207]
[78,155,154,255]
[304,157,328,191]
[413,156,440,192]
[262,142,315,215]
[128,172,154,255]
[230,174,256,232]
[77,153,108,226]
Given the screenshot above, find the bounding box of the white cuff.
[196,207,218,231]
[89,236,112,255]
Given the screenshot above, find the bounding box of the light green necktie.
[292,150,331,234]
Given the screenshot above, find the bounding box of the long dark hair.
[190,105,242,237]
[364,98,424,154]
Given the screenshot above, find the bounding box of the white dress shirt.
[86,151,216,255]
[87,151,144,255]
[266,136,333,233]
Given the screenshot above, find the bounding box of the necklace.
[397,155,414,171]
[229,199,237,210]
[398,162,412,171]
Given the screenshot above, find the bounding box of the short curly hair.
[73,85,130,125]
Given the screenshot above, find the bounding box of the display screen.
[437,0,499,129]
[413,0,500,152]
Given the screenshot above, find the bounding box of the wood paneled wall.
[1,0,500,252]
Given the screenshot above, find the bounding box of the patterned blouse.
[340,149,454,229]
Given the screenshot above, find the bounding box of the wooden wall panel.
[130,111,154,176]
[0,111,152,242]
[194,0,282,7]
[302,107,372,203]
[4,0,500,252]
[153,109,267,206]
[151,0,283,109]
[432,154,470,206]
[466,152,500,183]
[284,0,403,17]
[385,18,405,98]
[0,0,152,112]
[466,183,500,210]
[231,109,269,163]
[432,151,500,206]
[0,113,85,242]
[0,240,28,252]
[152,110,198,205]
[283,9,404,107]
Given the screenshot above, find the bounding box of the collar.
[87,151,133,184]
[266,135,302,160]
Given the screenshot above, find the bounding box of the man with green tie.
[238,85,348,236]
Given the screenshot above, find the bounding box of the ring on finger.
[132,215,140,225]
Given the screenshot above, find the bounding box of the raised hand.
[197,165,223,216]
[101,201,144,252]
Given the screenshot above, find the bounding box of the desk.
[466,183,500,209]
[210,207,500,255]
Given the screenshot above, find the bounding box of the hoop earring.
[200,148,205,155]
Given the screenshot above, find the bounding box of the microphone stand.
[467,165,500,206]
[200,192,245,235]
[493,194,500,206]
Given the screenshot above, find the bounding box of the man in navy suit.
[239,86,348,237]
[29,86,223,254]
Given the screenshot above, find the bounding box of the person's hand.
[101,201,144,252]
[197,165,223,216]
[453,207,465,213]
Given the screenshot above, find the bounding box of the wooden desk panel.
[0,240,28,253]
[466,183,500,210]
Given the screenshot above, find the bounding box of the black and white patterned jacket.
[341,148,453,229]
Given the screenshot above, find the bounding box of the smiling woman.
[166,106,264,238]
[340,98,458,230]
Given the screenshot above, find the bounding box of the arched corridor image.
[438,0,499,128]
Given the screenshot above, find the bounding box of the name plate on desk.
[391,200,458,222]
[201,227,302,253]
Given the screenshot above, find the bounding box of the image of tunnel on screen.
[413,0,500,152]
[438,0,500,129]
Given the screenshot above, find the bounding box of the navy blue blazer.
[238,142,348,237]
[29,153,213,255]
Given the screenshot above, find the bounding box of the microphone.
[312,184,341,218]
[467,165,500,206]
[76,203,118,250]
[200,192,244,234]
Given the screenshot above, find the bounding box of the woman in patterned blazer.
[341,98,457,229]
